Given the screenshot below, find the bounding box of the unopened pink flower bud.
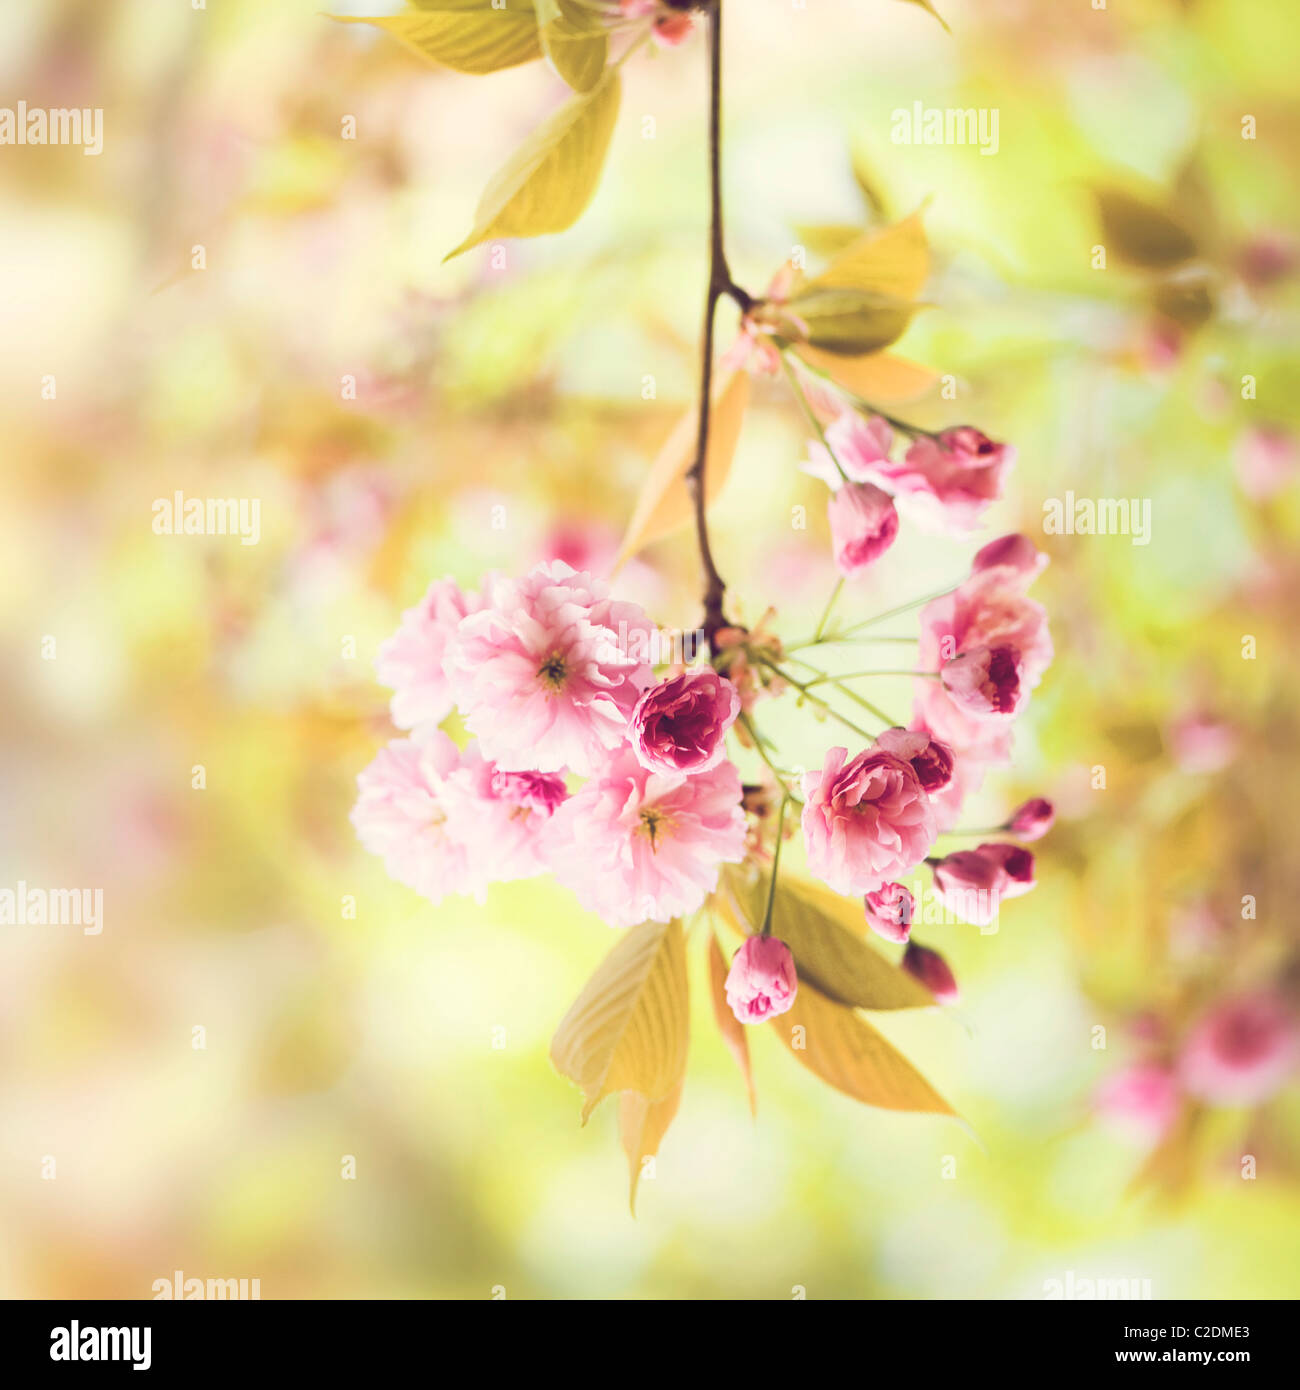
[931,849,1007,926]
[827,481,899,577]
[1007,797,1054,840]
[864,882,915,944]
[974,842,1035,898]
[725,935,798,1024]
[971,532,1048,584]
[902,941,959,1004]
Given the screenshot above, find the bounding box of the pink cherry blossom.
[1234,426,1296,500]
[544,747,746,927]
[445,561,655,776]
[802,410,894,490]
[438,746,567,885]
[876,726,954,792]
[630,667,740,775]
[974,841,1036,898]
[1168,710,1237,774]
[827,482,900,576]
[868,426,1014,533]
[1179,994,1299,1105]
[1008,797,1054,840]
[725,935,798,1024]
[801,746,937,896]
[376,577,484,731]
[902,941,959,1004]
[971,531,1049,584]
[1095,1063,1180,1141]
[940,644,1026,717]
[864,882,915,944]
[350,732,479,905]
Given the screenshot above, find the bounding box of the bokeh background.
[2,0,1299,1299]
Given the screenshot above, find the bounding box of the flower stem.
[738,712,801,802]
[813,577,844,644]
[757,656,885,742]
[761,793,791,937]
[780,352,849,483]
[786,580,960,650]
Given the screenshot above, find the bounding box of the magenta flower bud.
[1007,797,1054,840]
[1179,993,1300,1105]
[974,842,1036,898]
[902,941,959,1004]
[864,882,915,944]
[630,668,740,775]
[940,644,1025,716]
[971,532,1048,583]
[1095,1063,1179,1141]
[827,481,899,577]
[877,726,954,792]
[725,935,798,1025]
[931,849,1008,926]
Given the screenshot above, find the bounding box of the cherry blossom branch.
[686,0,751,650]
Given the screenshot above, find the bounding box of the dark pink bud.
[725,936,798,1025]
[877,726,954,792]
[931,849,1007,926]
[975,842,1036,898]
[863,882,915,944]
[1007,797,1054,840]
[630,668,740,775]
[940,644,1025,716]
[971,533,1048,583]
[902,941,959,1004]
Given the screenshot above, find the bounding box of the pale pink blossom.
[1179,994,1299,1105]
[376,577,485,731]
[902,941,959,1004]
[1095,1063,1180,1141]
[827,482,899,576]
[725,936,798,1024]
[801,746,936,896]
[868,426,1014,533]
[631,668,740,775]
[445,561,655,776]
[544,747,746,927]
[940,644,1026,717]
[1234,426,1296,501]
[350,732,479,904]
[1168,710,1237,774]
[864,882,915,944]
[802,410,894,490]
[437,746,567,885]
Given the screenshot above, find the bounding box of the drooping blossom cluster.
[354,560,746,925]
[356,406,1056,1030]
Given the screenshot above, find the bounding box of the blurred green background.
[2,0,1298,1298]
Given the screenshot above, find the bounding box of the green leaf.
[619,1080,683,1215]
[445,68,622,260]
[542,0,609,93]
[550,918,689,1123]
[782,286,923,356]
[1094,187,1198,270]
[332,2,542,77]
[719,865,936,1010]
[801,207,930,300]
[772,978,957,1115]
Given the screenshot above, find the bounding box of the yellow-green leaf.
[802,207,930,300]
[445,68,621,260]
[614,367,749,568]
[708,931,756,1117]
[897,0,950,32]
[619,1081,683,1215]
[772,979,956,1115]
[783,286,923,357]
[792,222,865,259]
[542,0,609,93]
[332,2,542,77]
[550,918,688,1123]
[720,865,936,1010]
[794,343,938,405]
[1094,187,1198,270]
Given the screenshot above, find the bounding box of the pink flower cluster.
[355,561,745,925]
[803,410,1016,580]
